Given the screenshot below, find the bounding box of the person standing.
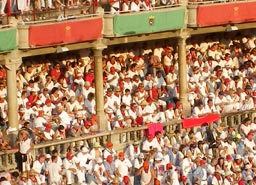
[46,155,63,185]
[16,129,34,172]
[136,160,155,185]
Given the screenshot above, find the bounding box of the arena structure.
[0,0,256,173]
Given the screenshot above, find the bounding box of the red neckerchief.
[23,137,28,142]
[118,121,124,128]
[191,53,197,60]
[198,60,202,66]
[157,138,161,143]
[215,174,221,181]
[134,146,138,153]
[145,0,150,6]
[236,160,241,165]
[31,177,37,182]
[226,177,232,182]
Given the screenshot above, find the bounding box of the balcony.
[188,0,256,27]
[0,26,16,52]
[104,6,185,37]
[17,13,103,49]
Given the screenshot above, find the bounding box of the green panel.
[0,28,16,52]
[113,8,185,35]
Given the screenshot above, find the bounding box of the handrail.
[0,25,13,29]
[103,3,182,15]
[17,13,101,25]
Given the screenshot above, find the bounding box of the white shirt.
[32,160,45,174]
[130,1,141,12]
[59,111,71,128]
[115,158,132,179]
[20,138,32,154]
[33,116,47,128]
[46,162,62,183]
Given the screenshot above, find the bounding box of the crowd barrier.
[0,108,255,172]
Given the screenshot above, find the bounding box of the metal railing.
[0,108,255,172]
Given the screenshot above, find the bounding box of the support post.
[178,33,191,117]
[93,41,108,131]
[4,53,22,147]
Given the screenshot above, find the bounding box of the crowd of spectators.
[0,32,254,143]
[0,31,255,184]
[0,0,179,18]
[1,117,256,184]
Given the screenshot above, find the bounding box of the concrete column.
[178,34,191,117]
[4,55,22,146]
[93,42,107,131]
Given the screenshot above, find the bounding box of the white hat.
[81,147,89,153]
[215,169,225,175]
[245,164,252,170]
[235,154,242,160]
[225,170,233,176]
[138,153,144,158]
[248,153,254,158]
[96,158,103,163]
[215,54,221,60]
[36,100,42,104]
[154,152,163,161]
[242,37,248,44]
[199,77,204,81]
[45,154,51,158]
[246,175,253,181]
[189,77,195,82]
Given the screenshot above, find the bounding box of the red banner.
[29,18,103,47]
[147,123,163,136]
[182,113,220,129]
[197,2,256,26]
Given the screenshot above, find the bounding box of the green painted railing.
[112,7,185,36]
[0,27,16,52]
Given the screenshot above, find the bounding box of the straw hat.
[28,169,37,176]
[112,177,120,184]
[140,100,148,106]
[21,172,28,178]
[19,129,29,136]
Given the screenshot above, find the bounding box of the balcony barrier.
[0,108,255,172]
[103,5,185,37]
[17,11,103,48]
[187,0,256,27]
[0,26,17,52]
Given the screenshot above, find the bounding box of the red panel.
[197,2,256,26]
[29,18,103,47]
[182,113,220,129]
